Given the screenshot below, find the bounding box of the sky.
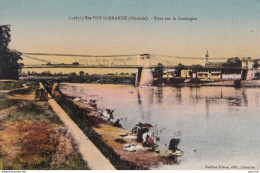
[1,0,260,63]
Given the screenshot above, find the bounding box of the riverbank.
[20,75,260,88]
[0,81,89,170]
[20,74,136,85]
[53,90,178,170]
[203,80,260,87]
[162,79,260,87]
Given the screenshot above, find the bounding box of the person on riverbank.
[137,127,149,142]
[169,138,181,152]
[113,119,122,128]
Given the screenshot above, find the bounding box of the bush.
[0,99,19,109]
[18,102,44,114]
[0,81,24,90]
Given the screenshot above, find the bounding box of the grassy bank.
[0,81,89,170]
[0,81,25,90]
[0,98,19,109]
[21,74,136,85]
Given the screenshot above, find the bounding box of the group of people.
[89,99,97,107]
[132,123,182,154]
[114,119,182,156]
[132,122,157,148]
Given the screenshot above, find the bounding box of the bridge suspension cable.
[23,52,140,58]
[21,52,230,67]
[150,55,178,65]
[152,54,229,60]
[22,54,51,63]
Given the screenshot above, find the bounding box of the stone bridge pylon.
[135,54,154,86]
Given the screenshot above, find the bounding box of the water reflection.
[155,87,163,104]
[136,88,154,120]
[137,90,144,119]
[176,87,182,104]
[60,84,260,170]
[205,99,210,120]
[242,89,248,106]
[189,87,202,103]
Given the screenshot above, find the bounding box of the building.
[180,57,256,80]
[181,69,192,78]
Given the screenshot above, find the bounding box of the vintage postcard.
[0,0,259,172]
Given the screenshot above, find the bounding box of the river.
[60,83,260,170]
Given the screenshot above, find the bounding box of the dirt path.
[7,92,35,101]
[48,98,115,170]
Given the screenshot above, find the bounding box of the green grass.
[0,81,24,90]
[27,81,39,92]
[0,93,6,99]
[0,99,20,109]
[4,102,63,125]
[8,81,39,95]
[18,102,44,114]
[61,152,90,170]
[0,158,3,170]
[53,145,90,170]
[1,159,23,170]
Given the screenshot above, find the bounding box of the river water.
[60,83,260,170]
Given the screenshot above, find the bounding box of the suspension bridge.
[21,52,231,86]
[21,52,229,68]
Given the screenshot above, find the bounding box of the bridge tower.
[139,54,154,86]
[246,57,254,80]
[241,57,254,80]
[241,57,248,80]
[241,57,247,69]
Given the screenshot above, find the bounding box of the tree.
[41,71,52,76]
[223,57,242,67]
[69,72,77,76]
[0,25,23,79]
[72,62,80,65]
[153,63,164,79]
[79,71,84,76]
[174,63,184,77]
[153,63,164,84]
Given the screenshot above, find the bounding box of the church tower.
[205,50,209,67]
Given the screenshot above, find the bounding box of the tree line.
[0,25,23,79]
